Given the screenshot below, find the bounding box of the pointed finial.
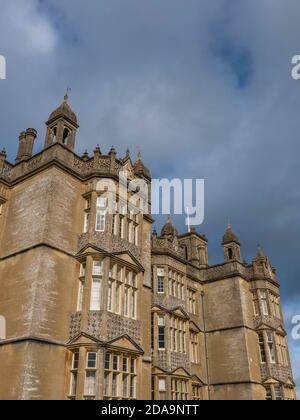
[94,144,101,154]
[109,145,117,156]
[227,217,231,229]
[256,243,264,258]
[126,147,130,157]
[82,149,89,161]
[64,87,71,102]
[137,145,142,160]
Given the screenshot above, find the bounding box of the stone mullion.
[153,265,157,294]
[166,375,172,400]
[88,191,97,235]
[76,347,87,400]
[153,312,159,354]
[262,330,272,378]
[96,348,104,400]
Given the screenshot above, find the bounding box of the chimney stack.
[16,128,37,163]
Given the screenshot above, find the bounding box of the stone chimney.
[16,128,37,163]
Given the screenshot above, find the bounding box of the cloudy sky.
[0,0,299,397]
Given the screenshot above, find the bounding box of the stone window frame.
[156,267,165,294]
[69,352,79,399]
[275,333,289,367]
[90,260,103,311]
[258,332,267,364]
[192,382,202,400]
[168,269,185,300]
[190,331,199,364]
[170,315,187,354]
[108,263,139,320]
[95,196,107,232]
[104,351,137,400]
[171,378,189,401]
[158,315,166,350]
[83,351,98,399]
[82,195,91,233]
[187,287,197,315]
[76,262,86,312]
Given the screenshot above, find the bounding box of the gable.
[76,244,108,257]
[262,377,279,385]
[189,321,201,332]
[171,307,189,320]
[152,366,168,375]
[171,367,191,378]
[191,375,205,385]
[113,251,144,271]
[67,332,102,347]
[107,335,144,354]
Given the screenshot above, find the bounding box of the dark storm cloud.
[0,0,299,394]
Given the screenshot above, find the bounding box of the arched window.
[228,248,233,260]
[63,128,70,145]
[52,127,57,143]
[0,315,6,340]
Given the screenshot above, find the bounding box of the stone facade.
[0,97,296,400]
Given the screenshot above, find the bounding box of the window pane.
[87,352,97,369]
[90,278,101,310]
[130,358,136,374]
[104,353,110,370]
[159,378,166,392]
[130,376,136,399]
[112,373,118,397]
[113,355,119,371]
[84,371,96,396]
[77,280,84,311]
[104,372,110,396]
[123,357,128,373]
[72,353,79,370]
[123,374,129,398]
[70,372,77,396]
[93,261,102,276]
